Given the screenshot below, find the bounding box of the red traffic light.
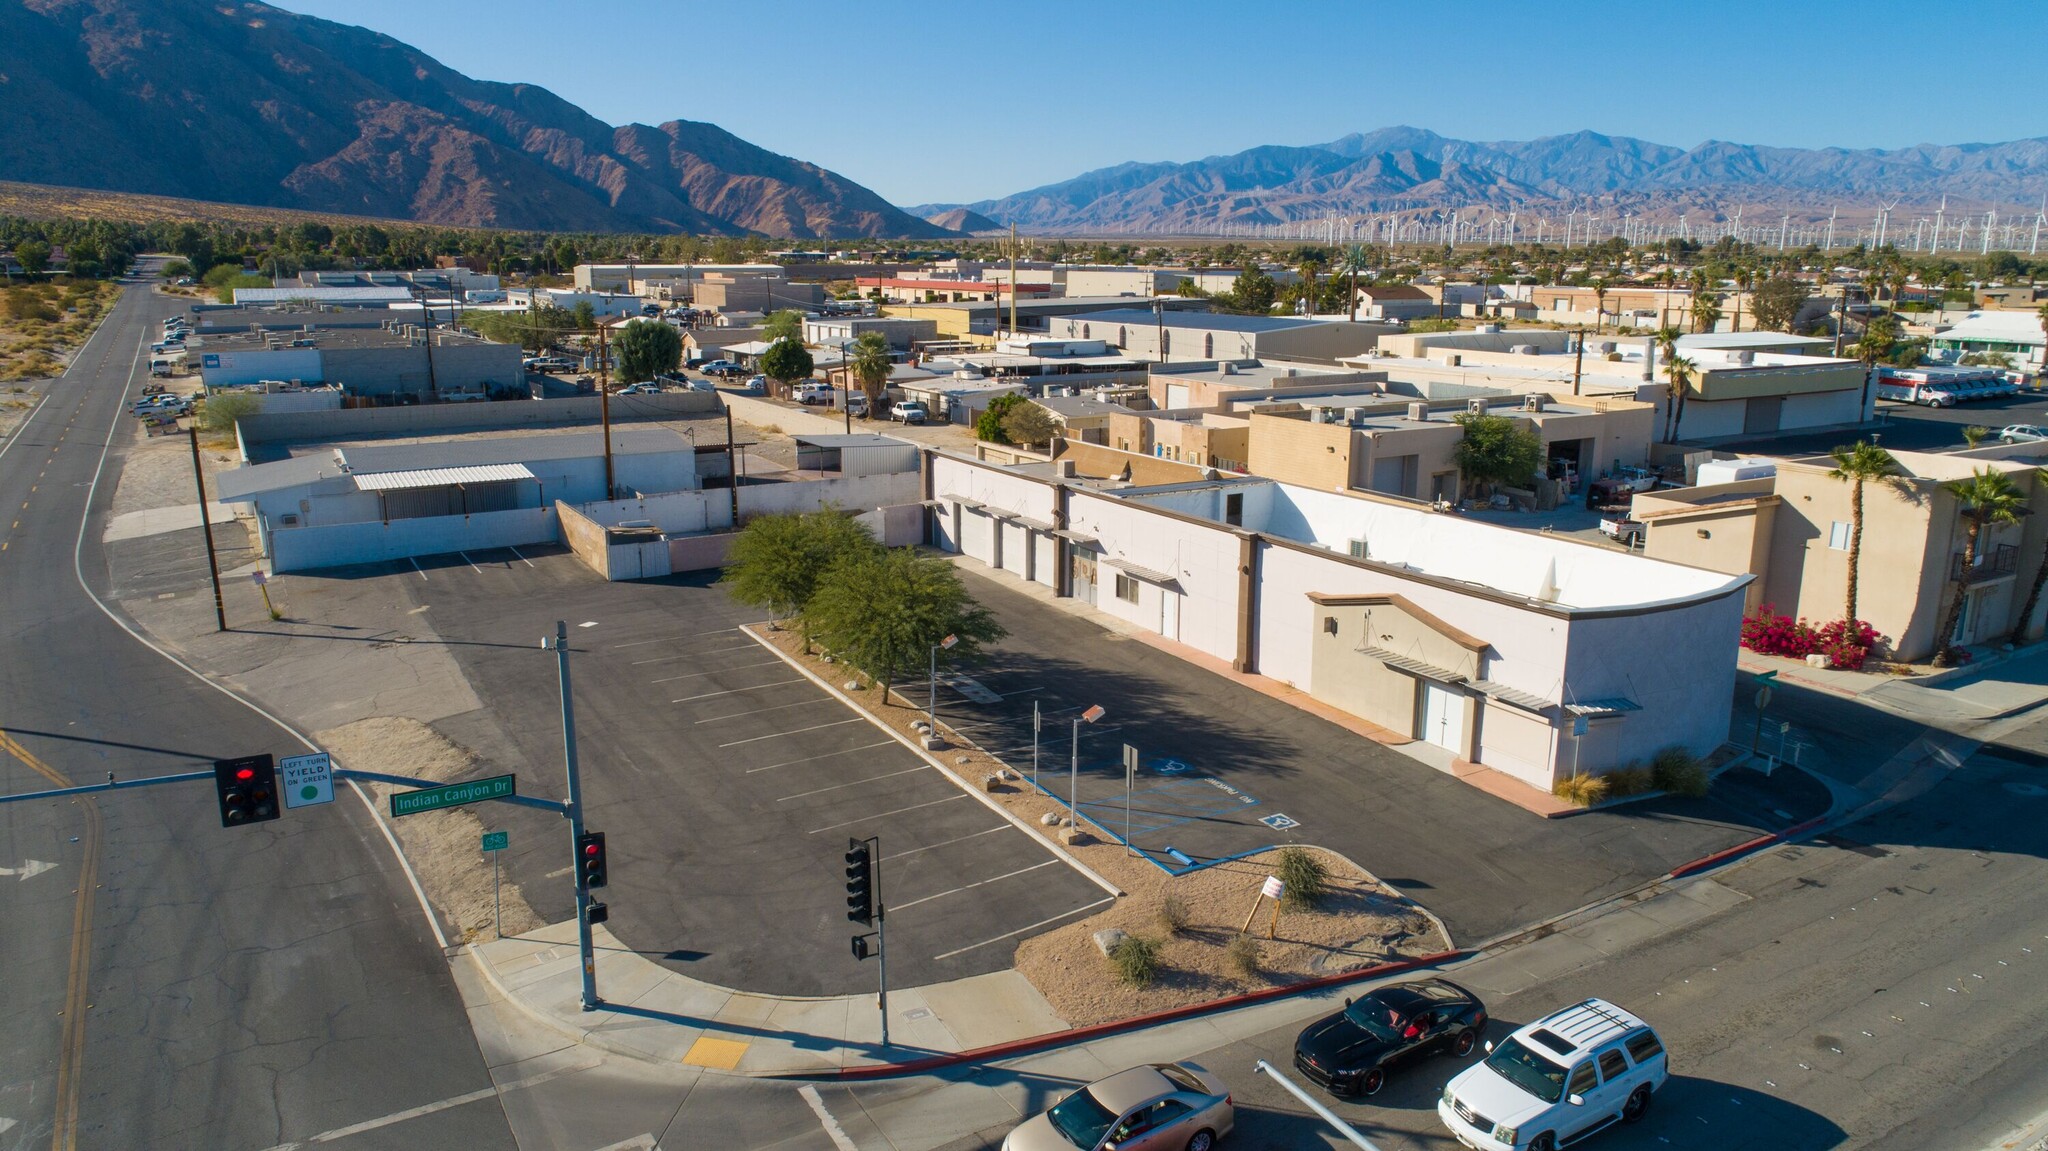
[584,843,600,856]
[235,768,256,781]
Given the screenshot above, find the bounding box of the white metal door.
[1165,384,1190,410]
[1421,683,1466,752]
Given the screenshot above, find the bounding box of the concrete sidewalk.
[469,920,1070,1075]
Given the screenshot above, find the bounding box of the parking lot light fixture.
[928,634,958,738]
[1070,704,1106,831]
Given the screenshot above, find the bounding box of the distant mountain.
[925,207,1000,233]
[952,126,2048,234]
[0,0,950,238]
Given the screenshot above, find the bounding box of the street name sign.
[390,774,516,817]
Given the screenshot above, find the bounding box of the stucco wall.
[235,392,722,447]
[268,506,555,572]
[1559,593,1746,769]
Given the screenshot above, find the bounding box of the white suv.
[1438,999,1666,1151]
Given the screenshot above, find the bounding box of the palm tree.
[1962,424,1992,449]
[1690,292,1722,335]
[1934,469,2029,665]
[2010,468,2048,645]
[1590,278,1608,333]
[1296,252,1326,317]
[1827,442,1904,627]
[848,331,892,420]
[1338,244,1370,322]
[1662,354,1695,443]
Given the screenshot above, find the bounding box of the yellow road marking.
[0,729,100,1151]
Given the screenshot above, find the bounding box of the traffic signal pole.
[549,619,601,1012]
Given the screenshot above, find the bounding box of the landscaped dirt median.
[755,625,1451,1027]
[319,716,544,943]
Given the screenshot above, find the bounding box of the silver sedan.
[1003,1062,1233,1151]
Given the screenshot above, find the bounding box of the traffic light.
[845,838,873,926]
[851,933,872,961]
[213,755,280,828]
[577,831,608,889]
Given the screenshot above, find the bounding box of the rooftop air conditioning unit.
[1510,343,1539,355]
[1466,397,1489,415]
[1407,402,1430,422]
[1597,341,1617,354]
[1221,362,1238,375]
[1731,350,1756,365]
[1523,394,1545,412]
[1478,323,1502,334]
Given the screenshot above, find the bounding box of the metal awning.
[992,510,1054,532]
[1103,557,1180,587]
[1472,679,1555,714]
[1361,646,1466,684]
[1565,697,1642,718]
[1052,529,1096,545]
[940,493,986,510]
[353,463,535,491]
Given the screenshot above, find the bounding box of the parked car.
[1438,999,1667,1151]
[1598,514,1645,546]
[702,360,744,378]
[617,383,661,395]
[740,374,768,395]
[794,381,835,405]
[1003,1063,1232,1151]
[891,400,928,424]
[845,392,869,416]
[1294,979,1487,1097]
[1999,424,2048,443]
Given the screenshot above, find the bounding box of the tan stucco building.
[1633,449,2048,659]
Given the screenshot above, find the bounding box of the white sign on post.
[1261,875,1285,901]
[281,752,334,809]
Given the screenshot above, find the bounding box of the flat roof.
[793,434,912,449]
[218,428,692,499]
[354,463,535,491]
[195,327,504,353]
[1070,309,1321,333]
[233,286,414,304]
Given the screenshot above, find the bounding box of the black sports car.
[1292,978,1488,1097]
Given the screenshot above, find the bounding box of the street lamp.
[927,634,957,739]
[1069,704,1106,833]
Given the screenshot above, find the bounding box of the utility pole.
[548,620,601,1012]
[724,404,740,527]
[1008,222,1020,340]
[1572,328,1586,396]
[417,291,439,397]
[1833,285,1850,358]
[188,426,227,632]
[598,325,615,500]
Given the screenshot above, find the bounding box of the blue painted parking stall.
[1019,749,1300,876]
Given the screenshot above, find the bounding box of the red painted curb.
[784,949,1468,1082]
[1666,814,1829,879]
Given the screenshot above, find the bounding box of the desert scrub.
[1108,935,1163,988]
[1652,746,1709,797]
[1275,847,1329,911]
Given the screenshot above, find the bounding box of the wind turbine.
[1823,207,1836,251]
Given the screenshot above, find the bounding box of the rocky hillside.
[0,0,949,238]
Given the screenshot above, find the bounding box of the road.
[0,268,516,1149]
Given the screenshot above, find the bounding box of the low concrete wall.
[718,393,860,437]
[557,501,610,577]
[236,392,723,448]
[268,507,556,572]
[669,532,740,572]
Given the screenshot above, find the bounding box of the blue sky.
[272,0,2048,208]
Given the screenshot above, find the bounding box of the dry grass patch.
[759,625,1450,1027]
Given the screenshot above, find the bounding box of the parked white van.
[1438,999,1667,1151]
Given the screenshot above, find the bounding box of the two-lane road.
[0,271,516,1149]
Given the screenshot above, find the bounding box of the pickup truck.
[794,381,835,405]
[1600,514,1645,546]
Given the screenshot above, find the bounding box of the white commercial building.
[926,453,1748,791]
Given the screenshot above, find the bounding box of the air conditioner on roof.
[1407,402,1430,422]
[1523,394,1546,412]
[1466,397,1489,415]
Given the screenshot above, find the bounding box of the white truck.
[1439,999,1667,1151]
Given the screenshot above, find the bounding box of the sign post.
[251,570,276,619]
[280,752,333,810]
[1123,743,1139,857]
[482,830,509,937]
[1241,875,1284,937]
[1032,701,1041,789]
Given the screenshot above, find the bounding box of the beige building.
[1105,409,1252,472]
[1243,393,1655,503]
[1633,449,2048,659]
[1146,360,1384,410]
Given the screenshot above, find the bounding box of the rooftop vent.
[1407,402,1430,422]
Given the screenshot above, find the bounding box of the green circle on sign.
[301,784,319,800]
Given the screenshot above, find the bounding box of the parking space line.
[615,629,734,649]
[506,545,535,568]
[932,897,1118,960]
[650,659,781,684]
[694,698,822,724]
[457,550,483,574]
[807,794,967,834]
[631,644,758,665]
[719,719,863,748]
[671,678,804,704]
[776,765,928,802]
[743,740,896,773]
[891,860,1061,913]
[408,558,428,581]
[884,826,1009,861]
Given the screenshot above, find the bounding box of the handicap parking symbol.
[1154,759,1190,775]
[1258,813,1300,831]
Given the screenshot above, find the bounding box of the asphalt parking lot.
[928,563,1832,942]
[331,545,1112,996]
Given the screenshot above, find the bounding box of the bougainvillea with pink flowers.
[1740,605,1881,671]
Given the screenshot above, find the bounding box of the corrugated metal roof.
[1361,646,1467,684]
[991,510,1054,532]
[941,494,987,510]
[354,463,535,491]
[1565,698,1642,717]
[1052,529,1096,544]
[232,286,414,304]
[1472,679,1555,714]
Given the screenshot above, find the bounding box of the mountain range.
[0,0,950,238]
[911,127,2048,234]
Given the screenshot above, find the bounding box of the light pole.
[927,634,957,739]
[1068,704,1105,832]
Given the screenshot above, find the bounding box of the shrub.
[1154,894,1191,936]
[200,392,261,434]
[1651,746,1710,798]
[1274,847,1329,912]
[1552,774,1610,806]
[1224,935,1262,980]
[1108,935,1163,988]
[1814,618,1880,671]
[1602,765,1654,798]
